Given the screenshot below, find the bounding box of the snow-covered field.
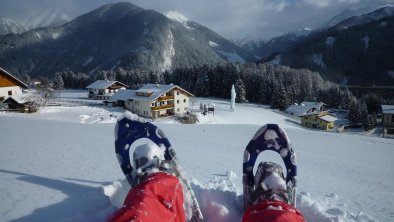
[1,91,393,222]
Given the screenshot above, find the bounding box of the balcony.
[151,104,174,111]
[158,96,174,101]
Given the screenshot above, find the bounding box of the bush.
[176,113,198,124]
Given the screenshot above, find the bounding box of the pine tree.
[234,78,246,103]
[195,71,210,97]
[53,73,64,90]
[272,85,289,110]
[347,99,362,123]
[363,93,381,114]
[95,70,108,81]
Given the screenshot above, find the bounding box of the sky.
[0,0,393,40]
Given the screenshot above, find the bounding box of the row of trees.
[54,68,164,90]
[167,63,355,111]
[52,62,392,130]
[53,62,357,111]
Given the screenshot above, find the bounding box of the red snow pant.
[109,172,305,222]
[108,172,186,222]
[242,199,305,222]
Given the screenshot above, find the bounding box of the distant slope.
[0,3,252,79]
[259,6,394,86]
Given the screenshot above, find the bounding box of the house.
[2,93,35,112]
[0,67,29,101]
[86,80,128,100]
[382,105,394,134]
[286,102,326,117]
[300,111,337,130]
[111,84,194,119]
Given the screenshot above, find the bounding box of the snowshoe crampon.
[243,124,297,209]
[114,111,203,222]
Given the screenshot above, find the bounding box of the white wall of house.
[174,90,190,114]
[125,100,135,111]
[0,86,23,99]
[133,100,152,117]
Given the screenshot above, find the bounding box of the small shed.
[382,105,394,134]
[2,93,36,112]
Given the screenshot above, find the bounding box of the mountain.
[261,6,394,86]
[246,27,313,60]
[0,2,251,79]
[246,5,394,62]
[328,5,394,31]
[163,10,253,63]
[0,17,26,35]
[321,7,374,28]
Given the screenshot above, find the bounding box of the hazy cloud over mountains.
[0,0,393,39]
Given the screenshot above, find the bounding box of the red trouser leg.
[242,200,306,222]
[108,172,186,222]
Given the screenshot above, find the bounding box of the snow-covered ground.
[1,91,393,222]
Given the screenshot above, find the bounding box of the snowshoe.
[114,111,203,222]
[243,124,297,210]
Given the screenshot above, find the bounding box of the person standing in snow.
[108,143,305,222]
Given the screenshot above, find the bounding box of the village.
[1,66,394,137]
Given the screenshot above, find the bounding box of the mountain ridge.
[0,2,251,79]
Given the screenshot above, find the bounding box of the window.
[183,99,186,103]
[184,107,188,110]
[177,92,179,95]
[177,108,180,112]
[8,91,12,96]
[177,100,179,104]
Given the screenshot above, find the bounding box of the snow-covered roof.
[85,80,128,89]
[382,105,394,114]
[0,67,29,89]
[301,101,326,107]
[319,115,337,122]
[110,89,137,102]
[3,93,31,104]
[111,84,193,102]
[286,102,325,116]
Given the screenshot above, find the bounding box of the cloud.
[304,0,360,8]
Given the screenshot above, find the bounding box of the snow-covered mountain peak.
[163,11,189,24]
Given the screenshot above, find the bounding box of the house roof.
[382,105,394,114]
[110,89,137,101]
[3,93,31,104]
[0,67,29,89]
[301,101,326,107]
[111,84,194,102]
[319,115,337,122]
[86,80,128,89]
[286,102,325,116]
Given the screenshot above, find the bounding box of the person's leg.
[242,199,305,222]
[108,172,185,222]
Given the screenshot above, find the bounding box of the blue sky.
[0,0,393,39]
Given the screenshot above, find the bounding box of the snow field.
[1,95,393,221]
